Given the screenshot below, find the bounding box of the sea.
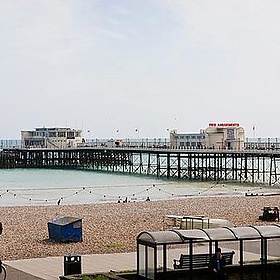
[0,168,279,206]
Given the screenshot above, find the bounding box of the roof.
[137,231,183,245]
[48,216,82,226]
[137,225,280,246]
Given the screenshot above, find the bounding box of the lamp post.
[135,128,139,147]
[166,129,171,148]
[115,129,120,140]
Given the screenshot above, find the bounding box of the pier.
[0,150,16,168]
[1,147,280,186]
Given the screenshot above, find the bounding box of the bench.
[173,251,235,269]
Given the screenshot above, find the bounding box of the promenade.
[5,252,137,280]
[4,246,273,280]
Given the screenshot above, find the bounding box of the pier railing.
[2,137,280,150]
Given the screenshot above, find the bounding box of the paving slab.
[3,265,44,280]
[5,252,137,280]
[4,246,274,280]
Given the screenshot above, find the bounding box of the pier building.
[21,127,83,149]
[169,129,205,149]
[205,122,245,150]
[170,122,245,150]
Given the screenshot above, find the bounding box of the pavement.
[3,264,43,280]
[3,245,271,280]
[4,252,138,280]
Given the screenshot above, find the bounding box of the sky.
[1,0,280,139]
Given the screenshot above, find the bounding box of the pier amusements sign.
[208,122,240,128]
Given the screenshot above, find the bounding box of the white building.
[169,129,205,148]
[205,122,245,150]
[169,123,245,150]
[21,127,83,149]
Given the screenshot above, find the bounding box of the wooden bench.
[173,251,235,269]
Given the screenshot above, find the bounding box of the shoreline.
[0,188,279,208]
[0,195,279,261]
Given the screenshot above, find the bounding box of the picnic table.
[165,215,210,230]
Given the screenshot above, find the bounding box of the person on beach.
[209,247,228,280]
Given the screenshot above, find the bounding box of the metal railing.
[2,137,280,151]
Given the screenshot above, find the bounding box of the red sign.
[209,123,240,127]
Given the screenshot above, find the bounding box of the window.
[58,132,66,137]
[67,132,75,139]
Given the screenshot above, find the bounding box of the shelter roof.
[137,225,280,246]
[137,231,183,245]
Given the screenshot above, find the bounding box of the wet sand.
[0,195,279,261]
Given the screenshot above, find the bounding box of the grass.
[93,275,109,280]
[81,274,109,280]
[105,243,123,249]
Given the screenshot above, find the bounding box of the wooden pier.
[3,148,280,186]
[0,150,16,168]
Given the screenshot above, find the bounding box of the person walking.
[209,247,229,280]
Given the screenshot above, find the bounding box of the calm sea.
[0,169,278,206]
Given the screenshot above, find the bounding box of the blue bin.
[48,216,82,242]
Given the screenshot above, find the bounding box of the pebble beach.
[0,195,279,261]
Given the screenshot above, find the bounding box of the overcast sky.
[1,0,280,139]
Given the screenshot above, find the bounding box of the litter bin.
[64,254,82,276]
